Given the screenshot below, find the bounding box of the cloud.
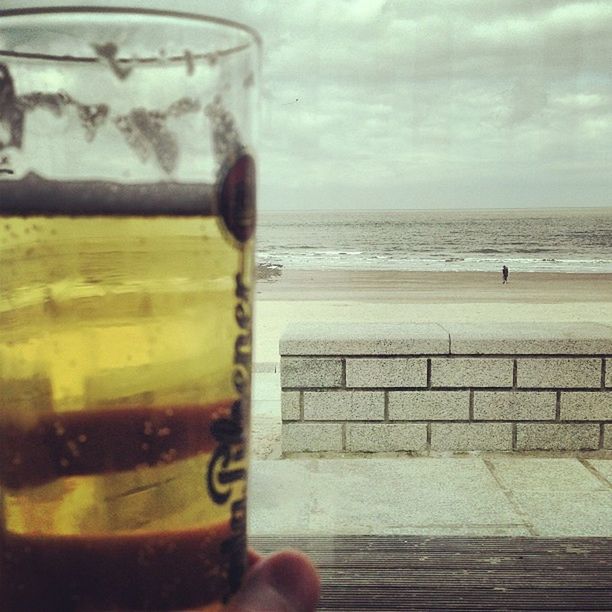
[250,0,612,208]
[2,0,610,208]
[501,79,549,126]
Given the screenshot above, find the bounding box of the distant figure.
[502,265,509,284]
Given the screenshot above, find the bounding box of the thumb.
[227,550,320,612]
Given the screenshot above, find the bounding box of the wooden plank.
[250,535,612,611]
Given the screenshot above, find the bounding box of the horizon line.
[259,204,612,213]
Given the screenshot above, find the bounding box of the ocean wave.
[310,250,364,256]
[255,208,612,273]
[255,252,612,273]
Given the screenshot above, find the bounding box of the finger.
[227,549,320,612]
[247,548,262,567]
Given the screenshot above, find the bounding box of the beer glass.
[0,7,259,610]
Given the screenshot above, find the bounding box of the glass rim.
[0,5,261,63]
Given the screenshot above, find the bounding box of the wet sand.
[256,269,612,303]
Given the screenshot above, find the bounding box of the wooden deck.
[251,535,612,611]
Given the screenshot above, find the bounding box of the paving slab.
[248,459,318,534]
[487,458,605,491]
[307,458,522,535]
[252,399,280,418]
[251,410,281,460]
[251,383,282,459]
[248,458,523,536]
[586,459,612,486]
[510,490,612,536]
[252,372,280,402]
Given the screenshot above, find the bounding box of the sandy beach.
[253,269,612,364]
[256,269,612,302]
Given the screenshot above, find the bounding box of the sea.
[256,207,612,274]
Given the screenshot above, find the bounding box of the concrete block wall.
[280,322,612,454]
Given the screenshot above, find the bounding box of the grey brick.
[304,391,384,421]
[281,423,343,452]
[560,392,612,421]
[388,391,469,420]
[431,358,512,388]
[604,424,612,449]
[280,322,449,355]
[346,423,427,452]
[281,391,301,421]
[346,358,427,388]
[516,423,600,450]
[280,357,342,388]
[516,358,601,389]
[606,359,612,388]
[473,391,556,421]
[431,423,512,451]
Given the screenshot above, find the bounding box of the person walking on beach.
[502,265,509,284]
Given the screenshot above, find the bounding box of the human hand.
[226,549,320,612]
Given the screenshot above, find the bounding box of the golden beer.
[0,187,253,609]
[0,7,259,609]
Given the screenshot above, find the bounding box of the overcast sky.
[4,0,612,210]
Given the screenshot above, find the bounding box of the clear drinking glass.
[0,7,259,610]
